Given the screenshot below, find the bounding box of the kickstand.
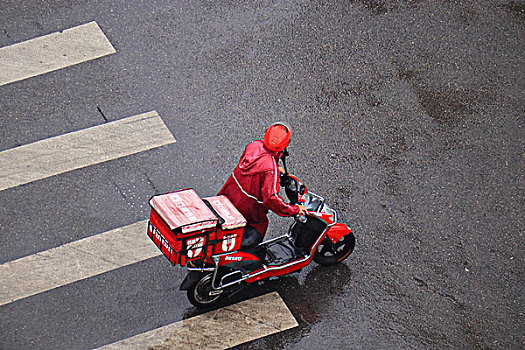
[227,284,247,298]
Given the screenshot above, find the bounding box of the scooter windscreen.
[302,192,324,212]
[292,215,328,254]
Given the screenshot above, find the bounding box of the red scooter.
[146,162,355,308]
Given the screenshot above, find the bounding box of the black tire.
[313,232,355,266]
[187,273,223,308]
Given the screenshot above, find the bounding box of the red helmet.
[264,122,291,152]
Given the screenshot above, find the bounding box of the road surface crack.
[145,173,159,194]
[97,106,109,122]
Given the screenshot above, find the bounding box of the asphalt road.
[1,0,523,349]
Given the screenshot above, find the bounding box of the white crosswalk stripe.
[95,292,298,350]
[0,220,160,306]
[0,21,115,86]
[0,110,175,191]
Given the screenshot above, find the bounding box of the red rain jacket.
[218,140,301,236]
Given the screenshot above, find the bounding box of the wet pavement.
[1,0,523,349]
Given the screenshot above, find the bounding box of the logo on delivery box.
[186,236,205,258]
[222,234,237,252]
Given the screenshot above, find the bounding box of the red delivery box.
[204,195,246,254]
[148,189,218,266]
[147,189,246,266]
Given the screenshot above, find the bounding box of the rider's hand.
[278,166,285,174]
[297,205,308,216]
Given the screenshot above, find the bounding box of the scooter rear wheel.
[313,232,355,266]
[187,273,223,308]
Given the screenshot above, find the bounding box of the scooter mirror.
[281,148,289,174]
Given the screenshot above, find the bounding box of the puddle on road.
[501,1,525,19]
[397,67,494,127]
[349,0,423,15]
[417,89,473,127]
[351,0,389,15]
[241,263,354,349]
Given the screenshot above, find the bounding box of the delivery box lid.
[150,189,218,233]
[205,195,247,230]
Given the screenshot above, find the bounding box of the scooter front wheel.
[313,232,355,266]
[187,273,223,308]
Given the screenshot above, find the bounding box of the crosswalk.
[0,21,297,350]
